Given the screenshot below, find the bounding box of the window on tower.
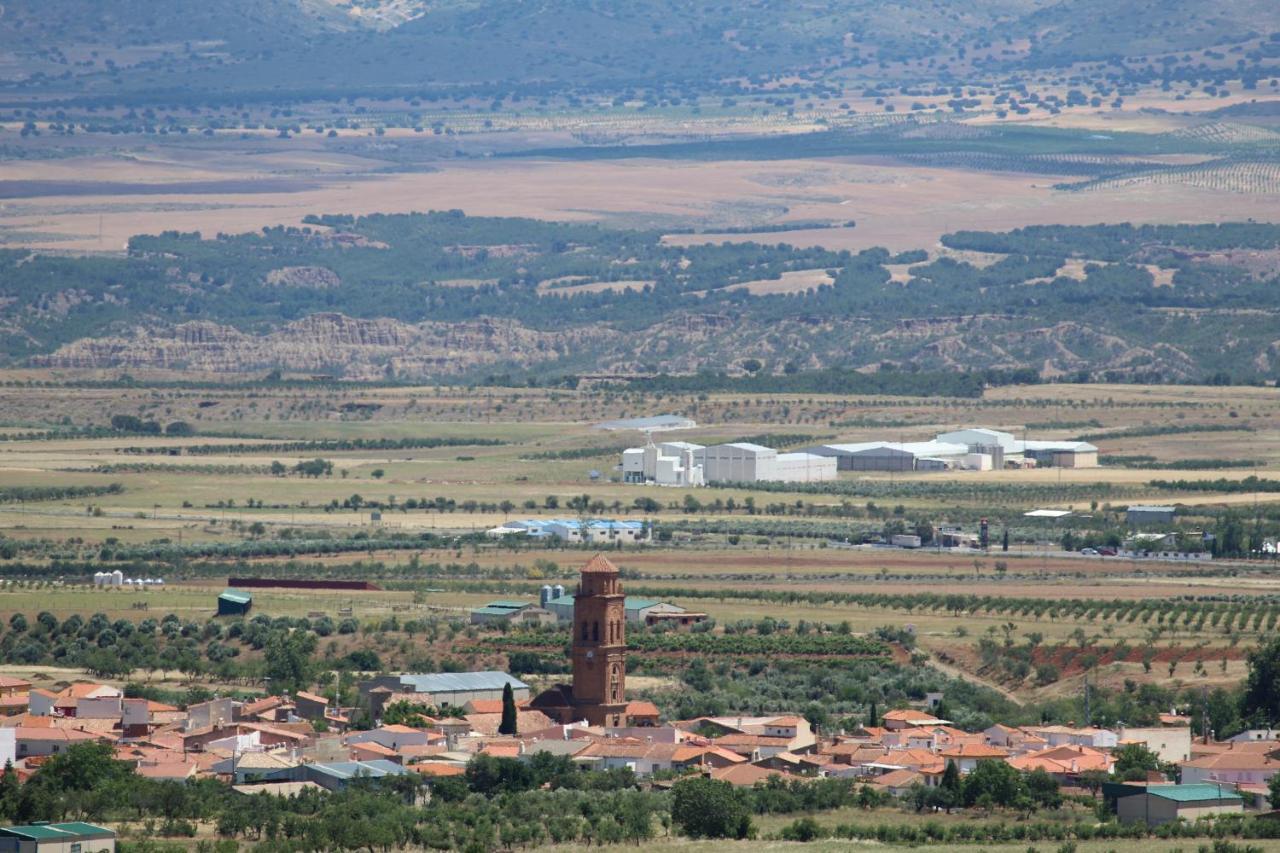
[581,621,588,641]
[592,621,599,642]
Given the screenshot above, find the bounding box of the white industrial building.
[800,440,971,472]
[1016,440,1098,468]
[622,440,705,486]
[620,439,835,485]
[698,442,836,484]
[800,428,1099,473]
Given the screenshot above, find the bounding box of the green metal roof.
[1146,784,1242,803]
[545,595,665,610]
[472,607,521,617]
[0,822,112,840]
[219,589,253,604]
[44,822,113,836]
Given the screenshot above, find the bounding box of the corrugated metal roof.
[1145,783,1242,803]
[308,760,409,780]
[219,589,252,604]
[0,823,112,840]
[546,595,667,611]
[398,671,528,694]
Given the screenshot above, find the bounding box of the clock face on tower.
[586,650,594,661]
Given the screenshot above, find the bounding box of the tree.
[866,701,878,728]
[1112,743,1160,781]
[1024,768,1062,808]
[1241,634,1280,726]
[1269,770,1280,811]
[263,629,316,694]
[961,759,1025,808]
[670,777,752,839]
[498,682,518,736]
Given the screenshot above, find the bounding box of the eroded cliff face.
[30,313,615,380]
[27,310,1220,382]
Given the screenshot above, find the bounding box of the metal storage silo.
[552,584,565,600]
[539,584,553,608]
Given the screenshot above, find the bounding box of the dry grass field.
[4,77,1276,255]
[1,375,1276,703]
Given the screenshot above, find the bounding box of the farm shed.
[1114,783,1242,826]
[1127,505,1177,526]
[217,589,253,616]
[0,822,116,852]
[544,594,690,624]
[1018,440,1098,468]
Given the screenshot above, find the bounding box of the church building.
[529,554,641,727]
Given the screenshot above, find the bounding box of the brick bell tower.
[572,554,627,727]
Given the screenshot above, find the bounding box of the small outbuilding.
[0,822,116,852]
[217,589,253,617]
[1114,783,1243,826]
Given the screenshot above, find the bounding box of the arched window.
[581,621,588,641]
[610,664,620,702]
[592,621,599,642]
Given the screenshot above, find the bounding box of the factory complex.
[619,426,1097,486]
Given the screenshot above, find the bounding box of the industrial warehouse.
[618,426,1097,485]
[621,439,837,485]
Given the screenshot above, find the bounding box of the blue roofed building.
[485,518,650,545]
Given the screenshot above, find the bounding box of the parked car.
[1080,547,1099,555]
[1098,547,1118,556]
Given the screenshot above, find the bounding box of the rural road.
[920,645,1025,707]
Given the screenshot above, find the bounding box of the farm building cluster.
[484,518,650,544]
[617,426,1097,485]
[470,582,705,628]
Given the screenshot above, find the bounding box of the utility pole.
[1202,685,1211,744]
[1083,675,1091,726]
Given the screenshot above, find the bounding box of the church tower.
[571,554,627,727]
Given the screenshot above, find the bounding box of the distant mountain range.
[3,0,1275,102]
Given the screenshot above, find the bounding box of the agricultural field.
[0,375,1277,712]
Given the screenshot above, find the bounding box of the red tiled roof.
[883,709,940,722]
[581,554,619,574]
[626,701,660,717]
[940,744,1010,759]
[413,762,466,777]
[1183,751,1280,771]
[711,764,788,787]
[872,768,923,787]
